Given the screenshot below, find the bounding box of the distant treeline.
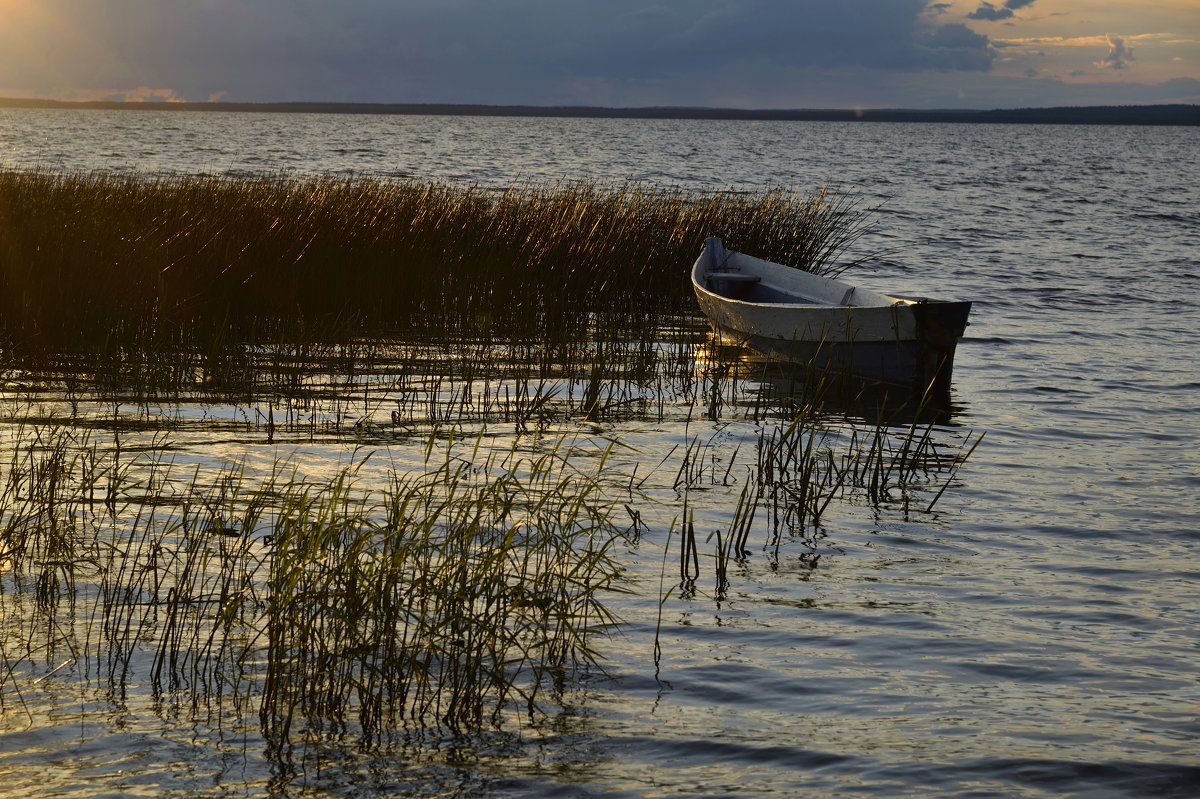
[2,97,1198,126]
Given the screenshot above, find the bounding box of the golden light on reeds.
[0,422,628,741]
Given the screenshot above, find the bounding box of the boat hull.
[692,238,970,391]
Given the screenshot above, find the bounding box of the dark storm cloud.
[968,0,1037,22]
[916,24,995,71]
[1157,77,1200,98]
[968,3,1013,22]
[14,0,1001,105]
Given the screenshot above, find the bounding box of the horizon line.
[2,97,1197,125]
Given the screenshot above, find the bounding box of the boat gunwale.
[691,240,911,312]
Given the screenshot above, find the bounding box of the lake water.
[1,109,1199,797]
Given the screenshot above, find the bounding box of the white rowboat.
[691,237,971,390]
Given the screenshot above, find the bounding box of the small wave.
[952,757,1200,797]
[1133,211,1200,226]
[610,734,856,771]
[1031,385,1088,394]
[1007,284,1070,293]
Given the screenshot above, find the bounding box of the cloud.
[1156,77,1200,100]
[53,85,186,103]
[917,24,995,71]
[968,0,1038,22]
[969,3,1014,22]
[1095,34,1135,70]
[0,0,998,106]
[1,0,1192,109]
[121,86,186,102]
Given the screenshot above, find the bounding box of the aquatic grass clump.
[0,422,629,745]
[663,374,982,595]
[258,440,626,744]
[0,420,123,607]
[753,405,981,537]
[0,169,873,351]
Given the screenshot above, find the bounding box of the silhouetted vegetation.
[0,170,872,352]
[3,97,1197,125]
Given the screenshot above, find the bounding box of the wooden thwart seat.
[706,271,761,283]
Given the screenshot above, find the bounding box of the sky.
[1,0,1197,109]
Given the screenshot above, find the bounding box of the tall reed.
[0,170,872,351]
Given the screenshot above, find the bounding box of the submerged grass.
[0,170,872,351]
[0,421,628,744]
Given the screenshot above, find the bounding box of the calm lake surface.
[2,109,1199,797]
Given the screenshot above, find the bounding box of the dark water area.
[1,110,1199,797]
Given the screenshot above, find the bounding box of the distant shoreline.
[1,98,1197,126]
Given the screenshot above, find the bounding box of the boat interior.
[704,272,838,306]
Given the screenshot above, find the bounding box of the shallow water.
[1,110,1199,797]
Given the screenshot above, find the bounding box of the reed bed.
[0,421,628,744]
[0,169,872,351]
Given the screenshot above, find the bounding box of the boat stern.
[911,300,972,391]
